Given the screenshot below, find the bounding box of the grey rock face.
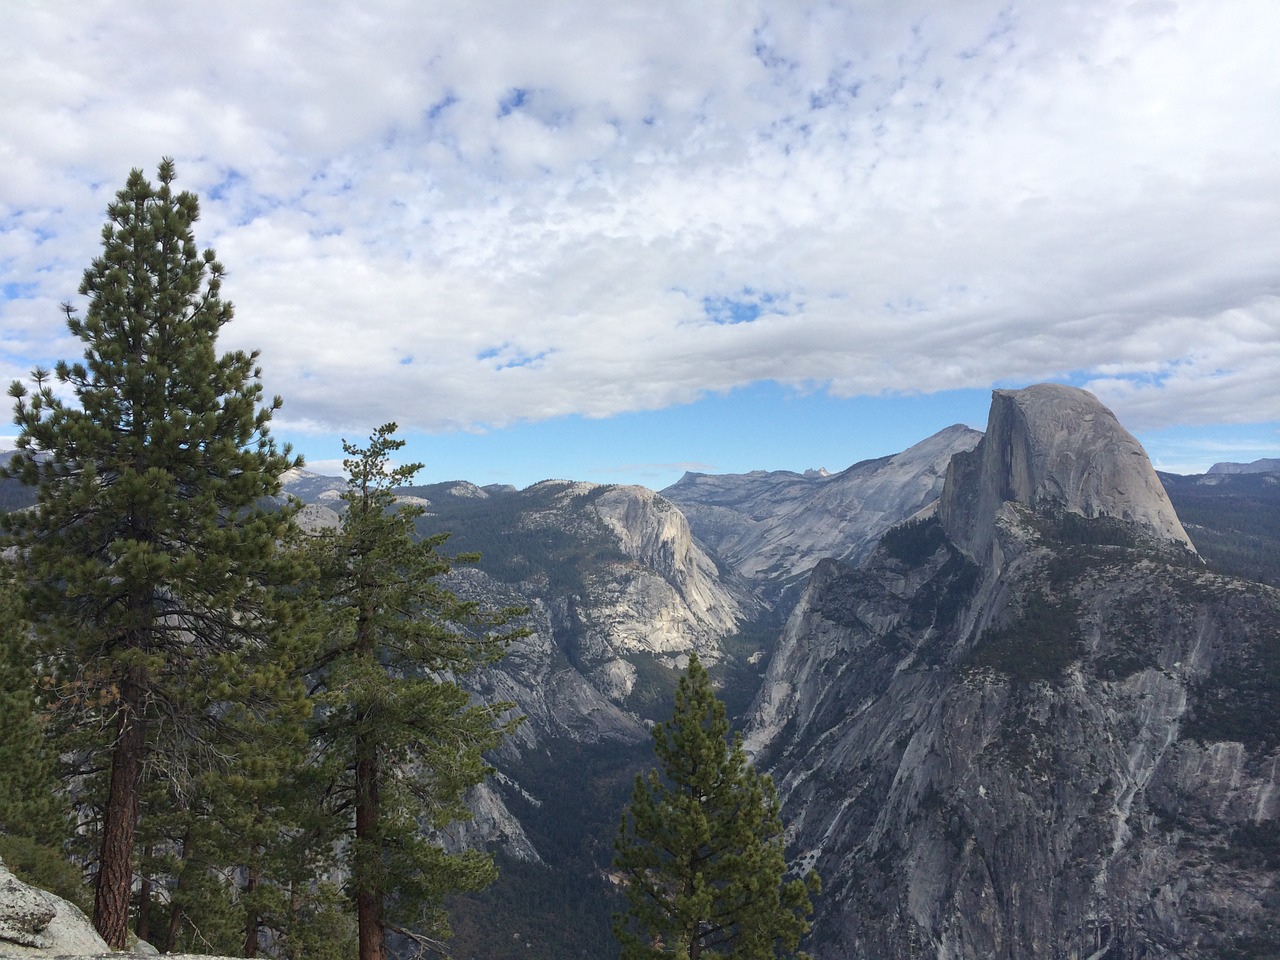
[585,483,746,659]
[277,466,348,504]
[454,570,649,753]
[754,529,1280,959]
[748,389,1279,959]
[293,501,340,533]
[0,870,56,948]
[664,424,982,588]
[939,384,1194,564]
[438,778,544,864]
[482,480,751,673]
[0,857,107,957]
[437,481,752,861]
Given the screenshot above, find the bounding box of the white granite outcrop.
[0,855,106,957]
[939,384,1194,563]
[0,856,244,960]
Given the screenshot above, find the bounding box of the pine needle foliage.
[0,159,302,948]
[613,655,819,960]
[0,575,69,844]
[304,423,526,960]
[0,573,85,906]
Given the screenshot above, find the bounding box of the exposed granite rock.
[663,424,982,589]
[0,868,56,949]
[0,856,106,958]
[748,388,1279,959]
[438,778,543,865]
[1208,458,1280,475]
[594,485,740,641]
[276,466,347,504]
[455,574,649,753]
[292,501,340,533]
[498,480,752,666]
[938,384,1194,565]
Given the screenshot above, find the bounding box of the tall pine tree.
[304,423,525,960]
[613,654,819,960]
[1,159,302,949]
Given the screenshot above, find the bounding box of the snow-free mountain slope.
[662,423,982,587]
[1207,457,1280,475]
[745,385,1278,959]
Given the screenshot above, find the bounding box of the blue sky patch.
[498,87,529,117]
[2,281,38,301]
[476,344,551,370]
[426,93,457,123]
[702,289,790,325]
[496,350,549,370]
[207,168,246,202]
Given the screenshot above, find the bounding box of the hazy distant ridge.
[1207,457,1280,474]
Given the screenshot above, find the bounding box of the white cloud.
[2,0,1278,444]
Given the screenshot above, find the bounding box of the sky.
[2,1,1278,490]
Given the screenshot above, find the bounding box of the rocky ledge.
[0,856,233,960]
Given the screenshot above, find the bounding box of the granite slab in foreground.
[0,854,238,960]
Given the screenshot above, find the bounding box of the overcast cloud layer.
[2,1,1278,453]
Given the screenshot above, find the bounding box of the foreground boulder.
[0,855,244,959]
[0,855,107,957]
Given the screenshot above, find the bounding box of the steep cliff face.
[749,388,1280,960]
[581,483,744,664]
[409,481,754,867]
[939,385,1193,564]
[663,424,982,588]
[284,476,754,716]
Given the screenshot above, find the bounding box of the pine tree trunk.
[163,899,182,955]
[163,830,192,953]
[355,742,385,960]
[243,865,260,957]
[357,881,386,960]
[287,883,301,960]
[94,667,146,949]
[135,847,151,944]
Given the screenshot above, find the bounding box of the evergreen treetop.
[613,654,819,960]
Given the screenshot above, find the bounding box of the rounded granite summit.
[938,383,1195,562]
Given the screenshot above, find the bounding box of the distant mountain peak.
[1207,457,1280,474]
[939,384,1195,561]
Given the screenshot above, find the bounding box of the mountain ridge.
[6,386,1280,959]
[743,386,1280,959]
[1208,457,1280,475]
[661,423,983,590]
